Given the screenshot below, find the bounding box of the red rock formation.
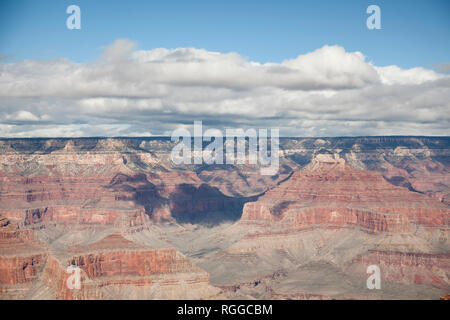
[0,137,448,299]
[39,234,218,300]
[241,154,449,233]
[68,235,202,278]
[345,250,450,289]
[0,216,47,287]
[0,161,245,227]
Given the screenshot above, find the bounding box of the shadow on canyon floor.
[169,183,258,226]
[107,173,258,226]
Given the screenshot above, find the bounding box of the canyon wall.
[0,137,448,299]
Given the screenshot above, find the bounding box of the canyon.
[0,136,448,299]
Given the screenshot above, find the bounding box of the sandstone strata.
[241,154,448,233]
[0,137,448,299]
[38,234,222,300]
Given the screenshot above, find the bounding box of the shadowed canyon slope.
[0,137,448,299]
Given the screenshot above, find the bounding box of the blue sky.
[1,0,449,68]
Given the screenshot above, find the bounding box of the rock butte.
[241,154,448,233]
[0,137,448,299]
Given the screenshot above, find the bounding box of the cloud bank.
[0,39,448,137]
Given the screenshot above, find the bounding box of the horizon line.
[0,135,449,140]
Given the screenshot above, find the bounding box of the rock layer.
[0,137,448,299]
[241,154,448,233]
[38,234,221,300]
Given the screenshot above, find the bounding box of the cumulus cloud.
[375,65,443,85]
[8,110,40,121]
[0,39,449,137]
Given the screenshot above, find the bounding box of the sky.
[0,0,449,137]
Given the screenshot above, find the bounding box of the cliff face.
[227,153,449,297]
[0,255,46,285]
[345,251,450,289]
[0,137,448,299]
[0,216,47,298]
[66,234,202,278]
[38,234,221,300]
[241,154,448,233]
[0,137,448,227]
[0,153,252,226]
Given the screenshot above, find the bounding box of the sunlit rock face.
[0,137,448,299]
[241,153,448,233]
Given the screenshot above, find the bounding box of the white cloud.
[5,110,40,121]
[0,39,449,137]
[102,38,137,62]
[376,65,443,85]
